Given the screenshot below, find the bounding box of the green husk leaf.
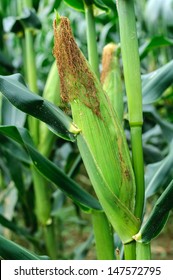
[77,135,140,243]
[101,43,123,122]
[0,73,80,141]
[134,180,173,243]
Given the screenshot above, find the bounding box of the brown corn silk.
[53,18,100,117]
[101,43,119,84]
[101,43,123,123]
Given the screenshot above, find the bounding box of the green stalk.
[43,224,57,260]
[124,242,136,260]
[25,28,39,146]
[24,29,38,93]
[32,167,57,259]
[22,0,57,259]
[136,243,151,260]
[116,0,144,219]
[31,167,51,226]
[38,61,60,157]
[117,0,149,259]
[83,3,115,259]
[84,1,100,77]
[92,211,115,260]
[130,126,144,218]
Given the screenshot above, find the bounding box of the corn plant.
[0,0,173,260]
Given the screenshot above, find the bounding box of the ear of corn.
[53,15,140,243]
[101,43,124,122]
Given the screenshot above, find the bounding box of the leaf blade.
[0,74,80,141]
[0,125,101,212]
[134,180,173,243]
[0,234,40,260]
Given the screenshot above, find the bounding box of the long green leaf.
[142,60,173,104]
[145,141,173,198]
[3,8,41,33]
[0,125,101,212]
[0,74,80,141]
[64,0,110,12]
[143,105,173,143]
[0,234,40,260]
[64,0,84,11]
[140,36,173,60]
[1,136,31,165]
[134,180,173,243]
[1,97,26,126]
[0,214,36,243]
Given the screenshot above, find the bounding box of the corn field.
[0,0,173,260]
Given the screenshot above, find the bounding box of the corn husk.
[101,43,124,122]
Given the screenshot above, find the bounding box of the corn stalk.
[116,0,150,259]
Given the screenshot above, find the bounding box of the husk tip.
[54,9,61,26]
[69,123,81,135]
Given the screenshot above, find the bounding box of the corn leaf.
[0,214,36,244]
[142,60,173,104]
[64,0,84,11]
[143,105,173,143]
[0,136,31,165]
[64,0,111,12]
[3,8,41,34]
[0,234,40,260]
[140,36,173,60]
[0,125,101,212]
[2,147,26,197]
[1,97,26,126]
[0,74,80,141]
[92,0,111,12]
[134,180,173,243]
[145,140,173,198]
